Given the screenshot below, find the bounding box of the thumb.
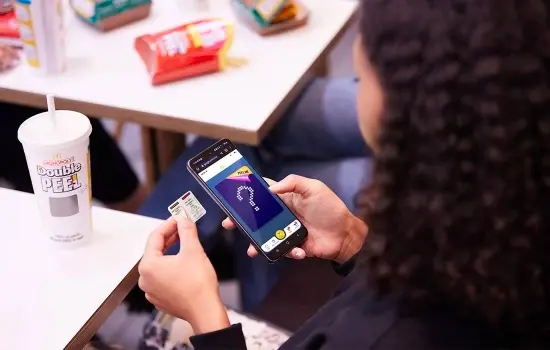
[175,216,201,253]
[270,174,311,196]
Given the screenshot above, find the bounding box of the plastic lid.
[18,110,92,151]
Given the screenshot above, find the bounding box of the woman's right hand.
[222,175,367,264]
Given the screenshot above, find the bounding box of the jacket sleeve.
[331,255,357,277]
[190,323,247,350]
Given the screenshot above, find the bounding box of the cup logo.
[37,155,83,194]
[43,154,74,166]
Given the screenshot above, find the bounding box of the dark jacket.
[190,258,498,349]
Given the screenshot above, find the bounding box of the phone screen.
[188,139,307,260]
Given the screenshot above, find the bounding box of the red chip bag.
[0,11,20,45]
[135,18,238,85]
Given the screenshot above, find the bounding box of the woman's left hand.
[138,217,230,333]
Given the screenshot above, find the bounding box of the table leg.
[141,127,187,190]
[155,130,187,174]
[113,121,125,142]
[141,127,159,192]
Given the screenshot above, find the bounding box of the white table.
[0,0,358,145]
[0,188,162,350]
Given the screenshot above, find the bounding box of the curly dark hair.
[356,0,550,344]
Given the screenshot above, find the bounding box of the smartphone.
[187,139,308,262]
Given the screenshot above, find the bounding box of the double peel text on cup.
[35,152,90,244]
[37,159,82,193]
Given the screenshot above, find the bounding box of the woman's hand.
[222,175,367,264]
[138,217,230,334]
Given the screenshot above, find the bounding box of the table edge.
[64,263,140,350]
[256,9,358,141]
[0,89,261,144]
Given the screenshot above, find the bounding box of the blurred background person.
[0,102,147,213]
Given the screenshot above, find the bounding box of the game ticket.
[167,191,206,223]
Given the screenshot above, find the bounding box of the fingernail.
[295,250,303,258]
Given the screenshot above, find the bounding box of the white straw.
[46,94,57,129]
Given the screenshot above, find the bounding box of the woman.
[138,0,550,348]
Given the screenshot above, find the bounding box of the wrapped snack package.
[135,18,244,85]
[0,10,20,46]
[70,0,151,32]
[233,0,308,36]
[248,0,288,24]
[237,0,300,26]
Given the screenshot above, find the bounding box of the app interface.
[199,150,302,252]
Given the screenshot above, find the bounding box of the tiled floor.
[4,21,356,349]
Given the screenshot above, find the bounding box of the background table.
[0,0,357,145]
[0,188,162,350]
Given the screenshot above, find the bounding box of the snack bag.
[135,18,243,85]
[0,11,20,46]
